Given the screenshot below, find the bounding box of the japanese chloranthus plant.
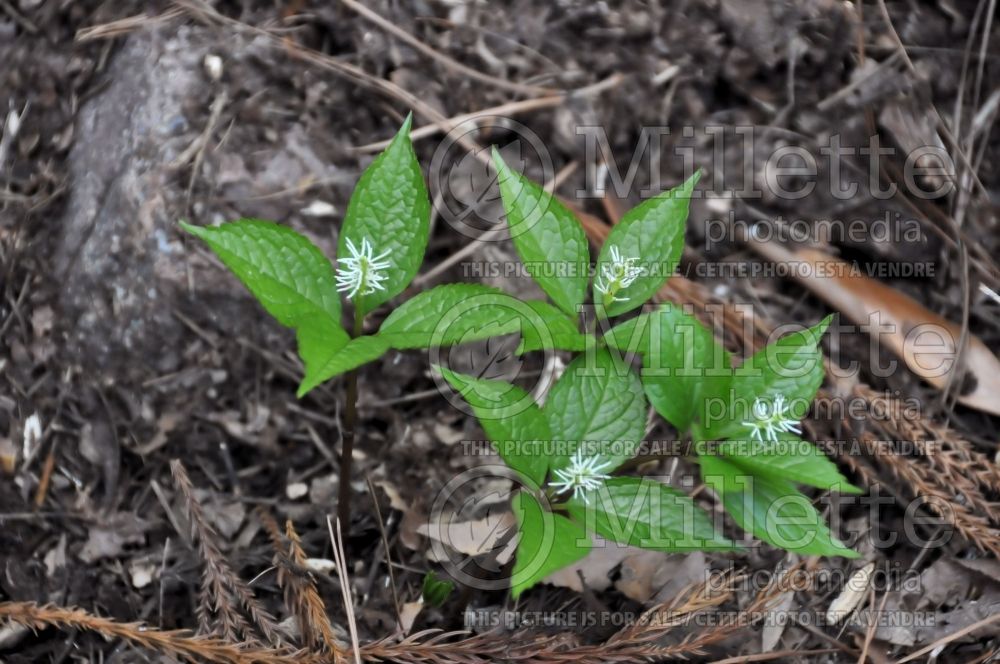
[183,114,861,599]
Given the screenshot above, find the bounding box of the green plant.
[421,571,455,608]
[182,115,861,600]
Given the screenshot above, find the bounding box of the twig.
[337,0,554,97]
[857,590,891,664]
[0,568,822,664]
[158,537,170,628]
[174,0,621,166]
[171,460,280,644]
[710,649,840,664]
[352,74,623,153]
[0,0,37,33]
[328,517,361,664]
[337,307,363,530]
[365,475,401,625]
[815,51,902,112]
[968,0,997,150]
[353,97,564,153]
[260,510,342,654]
[174,0,465,152]
[33,446,56,508]
[75,8,185,41]
[177,91,228,209]
[286,521,341,654]
[895,612,1000,663]
[0,602,310,664]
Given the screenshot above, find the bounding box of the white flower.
[550,449,612,503]
[741,395,802,442]
[336,237,391,300]
[594,245,644,302]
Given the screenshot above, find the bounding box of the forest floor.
[2,1,1000,662]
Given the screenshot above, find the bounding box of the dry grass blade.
[328,516,362,664]
[352,75,622,153]
[352,97,564,153]
[709,650,840,663]
[365,475,402,625]
[895,611,1000,663]
[171,460,280,644]
[75,8,184,41]
[0,602,313,664]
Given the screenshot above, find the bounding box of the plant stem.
[337,306,364,530]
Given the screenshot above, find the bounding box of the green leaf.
[493,149,589,317]
[297,335,389,397]
[705,315,832,440]
[339,114,431,316]
[182,220,341,327]
[606,304,732,431]
[544,348,647,473]
[181,220,350,388]
[421,571,455,608]
[736,315,831,406]
[295,319,351,386]
[436,367,550,486]
[566,477,735,551]
[717,432,863,494]
[378,285,586,353]
[378,284,522,349]
[516,300,590,354]
[511,491,591,598]
[594,172,698,317]
[699,454,858,557]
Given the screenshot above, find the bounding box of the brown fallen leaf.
[747,238,1000,417]
[398,600,423,635]
[611,550,713,606]
[614,550,665,602]
[374,480,424,550]
[543,537,640,593]
[418,510,517,565]
[761,587,796,652]
[651,551,711,604]
[826,562,874,624]
[78,512,151,564]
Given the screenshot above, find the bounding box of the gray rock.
[53,26,348,382]
[54,27,208,379]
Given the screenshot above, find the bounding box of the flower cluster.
[336,237,391,299]
[550,449,612,503]
[594,245,644,302]
[742,394,802,442]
